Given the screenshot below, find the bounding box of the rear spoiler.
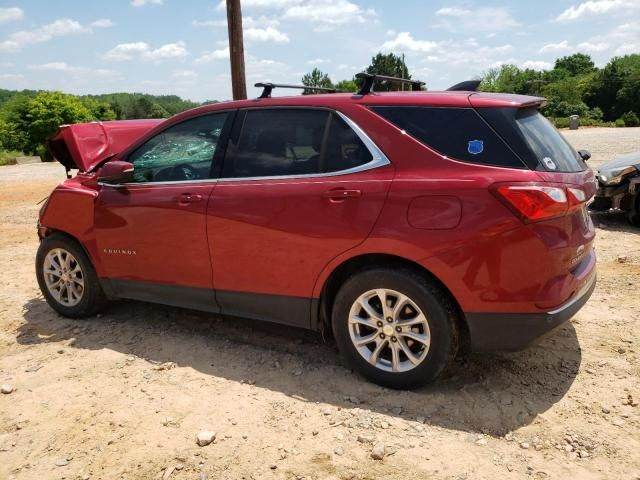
[47,119,163,174]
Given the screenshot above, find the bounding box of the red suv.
[37,75,597,389]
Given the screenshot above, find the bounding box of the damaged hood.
[597,151,640,176]
[47,119,164,172]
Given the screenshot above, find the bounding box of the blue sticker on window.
[467,139,484,155]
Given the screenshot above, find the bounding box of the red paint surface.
[39,90,596,319]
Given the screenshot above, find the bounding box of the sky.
[0,0,639,101]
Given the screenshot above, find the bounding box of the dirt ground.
[0,127,639,480]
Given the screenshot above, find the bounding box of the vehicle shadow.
[589,210,637,232]
[18,296,582,437]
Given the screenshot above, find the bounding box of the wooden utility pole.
[226,0,247,100]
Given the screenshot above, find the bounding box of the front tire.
[331,268,458,389]
[36,233,107,318]
[626,193,640,227]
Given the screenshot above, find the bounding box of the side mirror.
[578,149,591,161]
[97,161,134,184]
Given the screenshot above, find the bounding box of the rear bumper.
[465,270,596,352]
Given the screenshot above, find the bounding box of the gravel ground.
[0,127,639,480]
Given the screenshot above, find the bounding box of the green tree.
[149,103,170,118]
[365,52,413,91]
[335,79,359,93]
[301,68,334,94]
[554,53,596,77]
[584,54,640,120]
[13,91,93,155]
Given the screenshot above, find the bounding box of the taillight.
[492,183,586,223]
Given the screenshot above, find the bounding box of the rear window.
[515,109,586,172]
[370,106,525,168]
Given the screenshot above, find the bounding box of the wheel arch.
[315,253,470,351]
[39,228,104,277]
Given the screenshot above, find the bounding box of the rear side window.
[371,106,525,168]
[223,108,372,178]
[515,109,586,172]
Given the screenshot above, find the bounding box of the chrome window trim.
[105,110,390,187]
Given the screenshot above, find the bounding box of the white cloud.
[577,41,610,52]
[216,0,297,9]
[28,62,82,72]
[521,60,553,70]
[193,15,280,28]
[104,42,149,61]
[173,70,198,79]
[104,41,188,62]
[217,0,375,30]
[0,73,24,80]
[435,7,472,17]
[0,18,112,52]
[195,47,230,64]
[145,41,189,61]
[576,23,639,56]
[0,7,23,24]
[245,26,289,43]
[433,7,519,33]
[538,40,572,54]
[381,32,439,53]
[26,62,119,77]
[131,0,163,6]
[90,19,113,28]
[555,0,638,21]
[283,0,376,30]
[307,58,330,64]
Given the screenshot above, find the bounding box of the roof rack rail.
[355,72,425,95]
[255,82,340,99]
[446,80,481,92]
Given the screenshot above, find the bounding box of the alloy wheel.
[43,248,84,307]
[348,288,430,373]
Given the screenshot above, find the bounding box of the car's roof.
[176,90,545,121]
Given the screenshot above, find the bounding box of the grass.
[0,150,23,166]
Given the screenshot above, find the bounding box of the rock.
[390,407,403,415]
[601,405,611,414]
[196,431,216,447]
[334,447,344,456]
[357,435,373,443]
[270,464,277,470]
[371,443,385,460]
[416,416,426,424]
[55,458,69,467]
[163,465,176,479]
[617,255,628,263]
[1,384,13,394]
[578,450,589,458]
[520,442,530,450]
[475,438,487,446]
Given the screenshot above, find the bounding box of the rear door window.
[223,108,373,178]
[370,106,525,168]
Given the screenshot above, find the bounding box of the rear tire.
[331,268,458,389]
[36,233,107,318]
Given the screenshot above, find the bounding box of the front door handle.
[178,193,203,205]
[322,188,362,201]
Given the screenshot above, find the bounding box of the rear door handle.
[322,188,362,201]
[178,193,203,205]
